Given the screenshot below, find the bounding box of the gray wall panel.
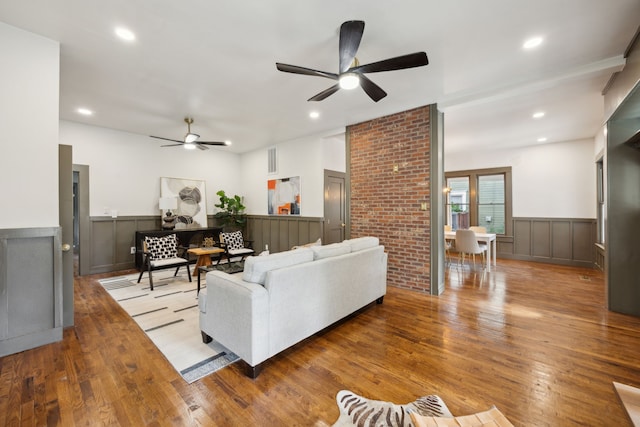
[115,219,137,264]
[504,217,595,268]
[7,237,55,336]
[532,221,551,258]
[0,227,62,357]
[551,221,571,260]
[572,221,595,262]
[91,220,114,268]
[514,220,531,255]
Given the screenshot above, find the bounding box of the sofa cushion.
[345,236,379,252]
[242,247,314,285]
[311,242,351,260]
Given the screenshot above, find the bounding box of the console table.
[134,227,222,269]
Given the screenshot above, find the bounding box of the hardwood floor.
[1,259,639,426]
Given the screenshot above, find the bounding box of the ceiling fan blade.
[339,20,365,73]
[352,52,429,74]
[276,63,338,80]
[196,144,209,151]
[308,84,341,102]
[150,135,183,143]
[160,143,185,147]
[359,74,387,102]
[198,141,228,146]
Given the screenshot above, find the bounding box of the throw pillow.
[345,236,379,252]
[332,390,452,427]
[242,248,314,285]
[409,406,513,427]
[311,242,351,260]
[144,234,177,260]
[222,231,244,250]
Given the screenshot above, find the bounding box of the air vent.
[268,147,277,174]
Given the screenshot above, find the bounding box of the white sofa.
[198,236,387,377]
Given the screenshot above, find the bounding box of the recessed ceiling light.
[76,107,93,116]
[523,36,543,50]
[309,111,320,119]
[537,137,548,142]
[224,140,232,146]
[532,111,545,119]
[115,27,136,41]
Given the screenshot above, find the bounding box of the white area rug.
[98,270,239,383]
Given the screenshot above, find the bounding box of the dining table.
[445,230,497,272]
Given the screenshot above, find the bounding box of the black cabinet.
[134,227,222,269]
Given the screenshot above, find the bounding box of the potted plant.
[213,190,247,230]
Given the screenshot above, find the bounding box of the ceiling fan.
[276,20,428,102]
[150,118,229,150]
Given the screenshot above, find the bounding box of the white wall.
[240,130,346,217]
[60,121,346,219]
[60,121,242,217]
[0,23,59,228]
[445,138,597,218]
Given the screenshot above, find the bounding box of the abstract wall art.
[267,176,300,215]
[160,177,207,228]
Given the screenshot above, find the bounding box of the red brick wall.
[348,105,431,293]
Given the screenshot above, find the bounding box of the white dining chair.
[455,229,488,270]
[444,225,454,264]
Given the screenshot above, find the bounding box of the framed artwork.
[268,176,300,215]
[160,177,207,228]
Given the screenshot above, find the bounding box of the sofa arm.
[199,270,270,367]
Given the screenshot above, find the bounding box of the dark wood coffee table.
[196,261,245,294]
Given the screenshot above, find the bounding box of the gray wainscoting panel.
[0,227,62,357]
[572,221,595,262]
[513,221,531,256]
[87,216,160,275]
[532,221,551,258]
[504,217,596,267]
[246,215,323,254]
[551,221,571,260]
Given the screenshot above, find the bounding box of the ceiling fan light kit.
[150,117,228,150]
[339,73,360,90]
[276,20,428,102]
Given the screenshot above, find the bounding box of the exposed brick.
[348,105,431,293]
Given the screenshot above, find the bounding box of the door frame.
[73,164,91,277]
[323,169,347,244]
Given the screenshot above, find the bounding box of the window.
[445,167,512,235]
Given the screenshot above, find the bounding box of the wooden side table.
[187,247,224,276]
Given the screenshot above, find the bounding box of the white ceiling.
[1,0,638,154]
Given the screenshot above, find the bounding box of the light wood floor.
[2,259,640,426]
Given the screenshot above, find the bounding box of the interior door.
[59,145,74,327]
[323,170,346,244]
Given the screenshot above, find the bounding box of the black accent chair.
[137,234,191,290]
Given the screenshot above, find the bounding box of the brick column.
[348,105,431,293]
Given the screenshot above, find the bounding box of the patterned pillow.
[144,234,177,260]
[332,390,452,427]
[222,231,244,250]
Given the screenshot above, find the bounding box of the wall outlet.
[130,246,136,254]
